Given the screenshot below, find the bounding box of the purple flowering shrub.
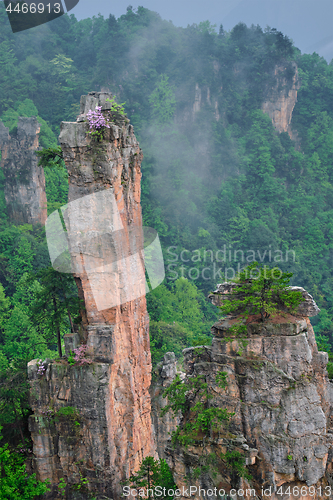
[68,345,92,366]
[40,407,55,421]
[86,106,110,141]
[86,99,127,141]
[37,359,46,377]
[18,446,33,454]
[74,345,92,365]
[16,438,33,455]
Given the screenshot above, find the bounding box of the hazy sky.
[67,0,333,62]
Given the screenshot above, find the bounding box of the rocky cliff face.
[28,92,155,499]
[190,82,220,122]
[182,62,299,131]
[262,63,300,140]
[150,352,183,459]
[163,285,333,499]
[0,117,47,225]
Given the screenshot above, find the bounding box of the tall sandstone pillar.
[28,92,155,499]
[0,117,47,225]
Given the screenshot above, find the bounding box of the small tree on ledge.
[217,262,304,328]
[125,456,176,499]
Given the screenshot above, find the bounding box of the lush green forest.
[1,2,333,466]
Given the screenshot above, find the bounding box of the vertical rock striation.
[150,352,183,459]
[0,117,47,225]
[28,92,155,499]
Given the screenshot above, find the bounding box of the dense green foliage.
[126,456,176,498]
[0,427,50,499]
[162,370,230,446]
[0,2,333,468]
[27,267,82,357]
[148,277,214,366]
[0,226,80,452]
[161,369,251,482]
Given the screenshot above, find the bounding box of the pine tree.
[217,262,304,326]
[28,267,82,358]
[127,456,176,499]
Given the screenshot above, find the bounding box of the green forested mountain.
[1,3,333,451]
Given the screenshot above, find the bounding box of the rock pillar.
[28,92,155,499]
[0,117,47,225]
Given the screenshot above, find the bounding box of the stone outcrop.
[178,62,299,132]
[209,283,320,317]
[28,359,114,497]
[0,117,47,225]
[191,83,219,122]
[163,288,333,499]
[150,352,183,459]
[189,62,300,130]
[262,63,300,140]
[28,92,155,499]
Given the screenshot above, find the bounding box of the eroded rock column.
[29,92,155,499]
[0,117,47,225]
[150,352,183,459]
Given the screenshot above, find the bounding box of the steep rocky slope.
[28,92,155,499]
[150,352,183,459]
[162,284,333,499]
[262,62,300,139]
[0,117,47,225]
[186,62,299,134]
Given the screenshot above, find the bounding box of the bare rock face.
[29,92,155,499]
[289,286,321,317]
[262,62,300,139]
[165,289,333,500]
[28,359,114,497]
[0,117,47,225]
[150,353,183,459]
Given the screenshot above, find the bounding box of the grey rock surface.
[0,120,9,144]
[167,302,333,499]
[0,117,47,225]
[150,352,182,459]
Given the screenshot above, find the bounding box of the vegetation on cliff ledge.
[161,368,252,484]
[218,262,304,331]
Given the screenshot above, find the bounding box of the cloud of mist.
[118,17,242,242]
